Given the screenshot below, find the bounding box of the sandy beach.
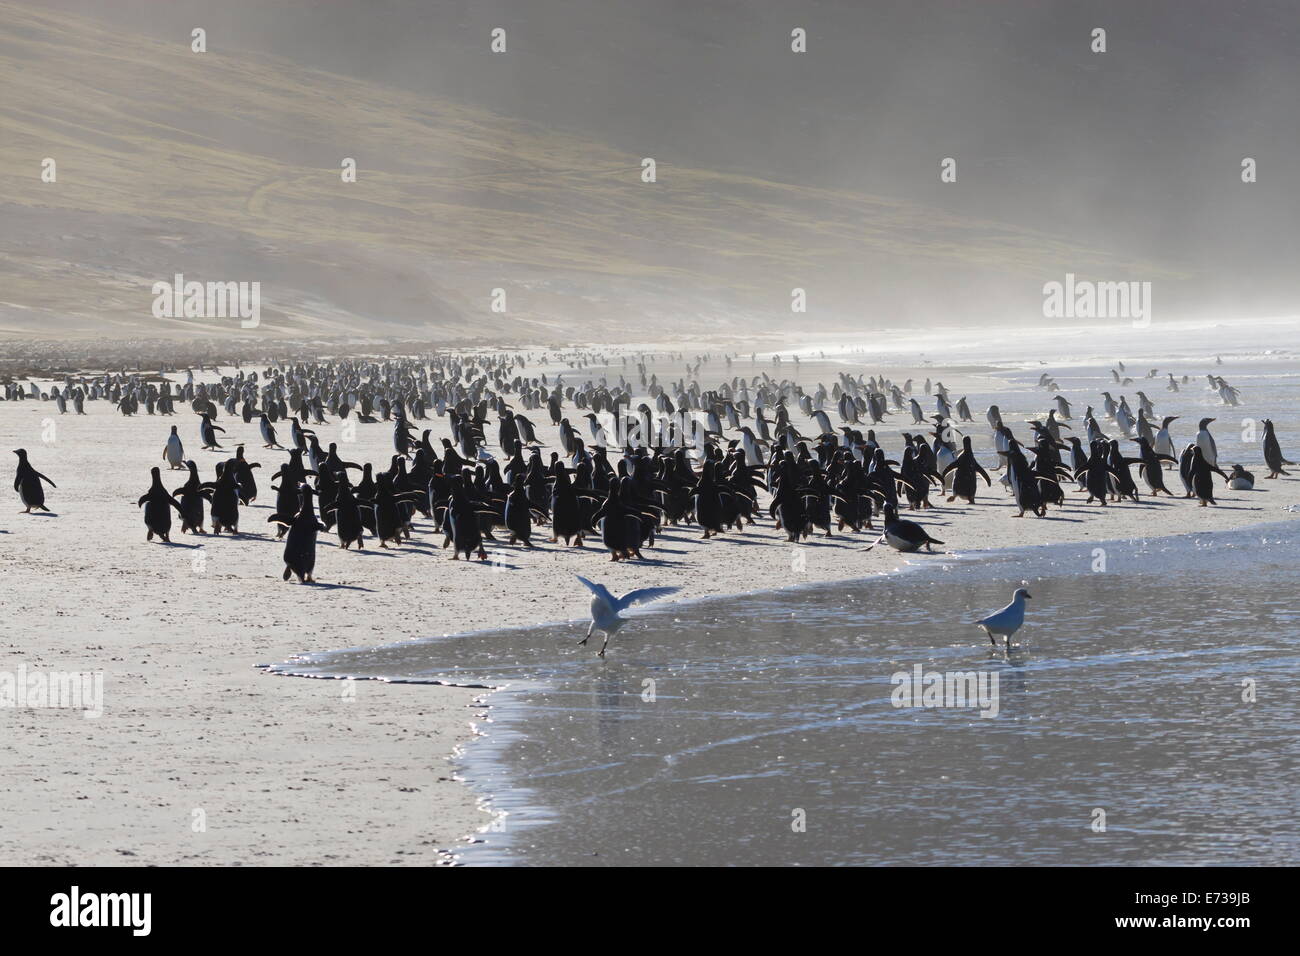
[1,348,1295,865]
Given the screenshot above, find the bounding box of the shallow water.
[271,518,1300,866]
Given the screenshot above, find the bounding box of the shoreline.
[2,350,1296,866]
[262,511,1300,861]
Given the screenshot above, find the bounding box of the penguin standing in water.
[1189,446,1229,506]
[271,484,327,582]
[1261,419,1294,478]
[867,504,944,553]
[163,426,185,470]
[13,449,56,513]
[137,466,183,542]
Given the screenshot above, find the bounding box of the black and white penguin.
[1195,417,1218,468]
[941,436,991,504]
[137,466,183,542]
[13,449,56,513]
[1261,419,1293,478]
[1129,437,1175,495]
[198,413,225,451]
[323,473,366,550]
[1189,446,1229,506]
[163,425,185,470]
[1227,464,1255,490]
[172,460,209,534]
[272,484,327,583]
[870,504,944,553]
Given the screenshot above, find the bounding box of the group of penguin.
[8,351,1297,586]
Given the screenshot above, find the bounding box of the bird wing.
[574,574,616,608]
[976,602,1016,628]
[615,586,681,612]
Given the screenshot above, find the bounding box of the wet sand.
[0,347,1296,864]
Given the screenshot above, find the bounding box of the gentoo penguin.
[1054,395,1072,420]
[1178,442,1197,497]
[504,476,541,547]
[197,413,224,451]
[323,474,366,550]
[868,505,944,553]
[1261,419,1293,478]
[1189,446,1228,506]
[1227,464,1255,490]
[1129,437,1175,495]
[13,449,56,513]
[574,574,679,657]
[975,587,1032,649]
[173,460,208,534]
[1195,418,1218,468]
[942,436,991,504]
[1080,439,1121,505]
[272,484,327,582]
[1154,416,1178,467]
[163,425,185,470]
[208,462,241,534]
[259,414,282,449]
[137,466,183,542]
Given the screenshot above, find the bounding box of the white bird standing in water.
[575,575,680,657]
[975,587,1033,649]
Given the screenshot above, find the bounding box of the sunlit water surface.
[271,519,1300,866]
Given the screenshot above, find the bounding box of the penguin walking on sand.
[1154,416,1178,467]
[137,466,183,542]
[1195,418,1218,468]
[259,414,282,449]
[1261,419,1293,478]
[323,474,366,550]
[13,449,56,513]
[942,436,992,504]
[975,587,1032,649]
[1130,437,1176,495]
[207,462,242,534]
[163,426,185,470]
[574,575,680,657]
[173,461,209,534]
[1178,443,1197,497]
[866,504,944,553]
[1189,446,1229,506]
[198,413,225,451]
[272,484,327,582]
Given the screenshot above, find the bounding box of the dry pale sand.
[1,356,1295,865]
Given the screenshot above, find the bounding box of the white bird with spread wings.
[575,575,680,657]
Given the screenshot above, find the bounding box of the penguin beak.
[1023,592,1033,599]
